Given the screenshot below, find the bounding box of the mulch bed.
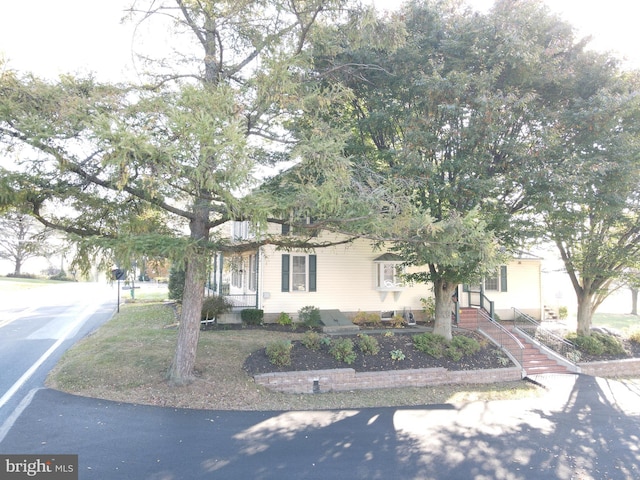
[576,336,640,362]
[242,329,512,375]
[204,322,640,375]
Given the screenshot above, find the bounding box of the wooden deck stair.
[457,307,570,375]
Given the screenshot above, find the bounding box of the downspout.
[255,247,261,309]
[219,253,224,295]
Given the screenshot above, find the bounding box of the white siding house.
[214,222,544,323]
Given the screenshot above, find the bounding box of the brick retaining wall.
[579,358,640,378]
[254,366,523,394]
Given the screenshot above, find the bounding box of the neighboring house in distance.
[211,221,544,323]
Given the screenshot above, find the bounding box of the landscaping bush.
[301,330,323,351]
[201,295,233,322]
[413,332,447,358]
[298,306,322,327]
[389,314,406,328]
[420,297,435,321]
[390,349,405,361]
[352,311,382,327]
[446,335,481,361]
[570,334,605,355]
[558,306,568,320]
[276,312,293,326]
[593,332,626,355]
[629,330,640,345]
[568,332,624,356]
[329,338,356,364]
[168,265,185,301]
[241,308,264,326]
[357,334,380,355]
[265,340,293,367]
[7,273,36,279]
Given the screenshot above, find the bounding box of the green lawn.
[0,276,61,291]
[592,312,640,333]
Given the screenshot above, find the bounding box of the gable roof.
[373,253,404,262]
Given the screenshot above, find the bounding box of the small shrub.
[421,297,436,320]
[629,330,640,345]
[276,312,293,326]
[352,311,368,325]
[201,295,233,321]
[568,333,604,355]
[265,340,293,367]
[320,336,332,348]
[413,332,447,358]
[565,350,582,363]
[390,349,405,361]
[389,314,406,329]
[357,334,380,355]
[329,338,356,364]
[446,335,481,361]
[168,265,185,301]
[299,306,322,327]
[301,330,323,351]
[568,332,625,356]
[353,311,382,327]
[241,308,264,326]
[7,273,37,279]
[558,306,568,320]
[593,332,626,355]
[383,331,395,338]
[494,350,511,367]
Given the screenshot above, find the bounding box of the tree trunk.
[576,292,593,336]
[432,277,457,341]
[167,206,210,386]
[631,288,638,316]
[14,258,21,276]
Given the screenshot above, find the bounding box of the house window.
[248,254,257,292]
[232,221,253,240]
[484,266,508,292]
[376,262,404,289]
[230,256,243,289]
[373,253,405,290]
[281,254,317,292]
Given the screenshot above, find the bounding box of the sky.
[0,0,639,82]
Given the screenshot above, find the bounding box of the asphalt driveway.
[1,374,640,479]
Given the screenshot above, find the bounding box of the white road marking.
[0,301,102,411]
[0,388,41,444]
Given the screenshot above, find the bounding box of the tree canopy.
[0,0,369,385]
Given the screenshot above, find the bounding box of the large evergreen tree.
[0,0,364,385]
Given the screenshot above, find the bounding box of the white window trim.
[290,254,309,292]
[375,261,404,291]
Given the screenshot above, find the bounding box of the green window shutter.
[309,255,317,292]
[281,254,290,292]
[462,284,470,292]
[282,223,290,235]
[500,265,508,292]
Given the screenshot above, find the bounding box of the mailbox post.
[112,268,126,312]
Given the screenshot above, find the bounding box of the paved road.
[2,285,640,479]
[0,282,116,433]
[2,375,640,479]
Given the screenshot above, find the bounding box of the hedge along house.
[211,221,544,324]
